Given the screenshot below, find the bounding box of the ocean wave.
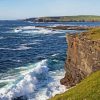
[49,24,66,27]
[0,59,48,99]
[14,45,32,50]
[0,60,66,100]
[21,26,36,30]
[13,26,36,33]
[31,69,66,100]
[0,79,15,83]
[22,28,63,34]
[14,28,22,33]
[12,60,22,63]
[51,53,59,57]
[12,25,63,35]
[0,45,32,51]
[58,35,66,38]
[0,37,5,40]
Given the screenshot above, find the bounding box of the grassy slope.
[87,27,100,40]
[50,71,100,100]
[56,15,100,22]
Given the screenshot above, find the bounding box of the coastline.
[50,27,100,100]
[0,21,100,100]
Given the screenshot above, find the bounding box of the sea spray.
[0,60,49,99]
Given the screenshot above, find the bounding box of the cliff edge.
[50,27,100,100]
[61,27,100,87]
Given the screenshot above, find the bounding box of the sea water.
[0,21,100,100]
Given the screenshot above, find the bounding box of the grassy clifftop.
[50,71,100,100]
[50,27,100,100]
[25,15,100,22]
[87,27,100,40]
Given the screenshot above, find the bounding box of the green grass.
[50,71,100,100]
[25,15,100,22]
[88,27,100,40]
[44,15,100,22]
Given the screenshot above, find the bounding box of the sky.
[0,0,100,20]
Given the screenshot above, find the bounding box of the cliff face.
[61,29,100,87]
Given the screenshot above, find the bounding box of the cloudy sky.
[0,0,100,20]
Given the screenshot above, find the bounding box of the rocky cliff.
[61,28,100,87]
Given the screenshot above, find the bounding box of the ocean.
[0,21,100,100]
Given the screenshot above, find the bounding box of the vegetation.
[50,71,100,100]
[25,15,100,22]
[87,27,100,40]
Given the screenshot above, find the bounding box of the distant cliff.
[61,27,100,87]
[24,15,100,22]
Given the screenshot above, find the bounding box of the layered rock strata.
[61,31,100,87]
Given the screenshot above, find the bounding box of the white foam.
[0,45,32,51]
[12,60,22,63]
[13,26,36,33]
[0,48,11,50]
[38,28,63,34]
[27,21,34,23]
[20,41,40,46]
[12,25,64,35]
[14,28,22,33]
[0,37,4,40]
[21,26,36,30]
[51,53,59,57]
[22,28,53,34]
[14,45,32,50]
[49,24,66,27]
[46,70,66,98]
[0,60,66,100]
[31,69,66,100]
[58,35,66,38]
[0,60,49,99]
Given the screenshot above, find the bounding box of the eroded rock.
[61,31,100,87]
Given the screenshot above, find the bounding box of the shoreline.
[50,27,100,100]
[35,25,92,31]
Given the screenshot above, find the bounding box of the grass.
[50,71,100,100]
[87,27,100,40]
[25,15,100,22]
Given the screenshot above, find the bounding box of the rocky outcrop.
[36,25,90,30]
[61,30,100,87]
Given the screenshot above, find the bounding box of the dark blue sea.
[0,21,100,100]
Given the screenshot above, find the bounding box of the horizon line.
[0,14,100,20]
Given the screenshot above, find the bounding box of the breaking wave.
[0,60,66,100]
[13,26,63,34]
[0,60,48,99]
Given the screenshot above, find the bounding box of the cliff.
[61,27,100,87]
[50,27,100,100]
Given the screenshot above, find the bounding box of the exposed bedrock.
[61,32,100,87]
[36,25,90,30]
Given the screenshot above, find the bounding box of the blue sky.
[0,0,100,20]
